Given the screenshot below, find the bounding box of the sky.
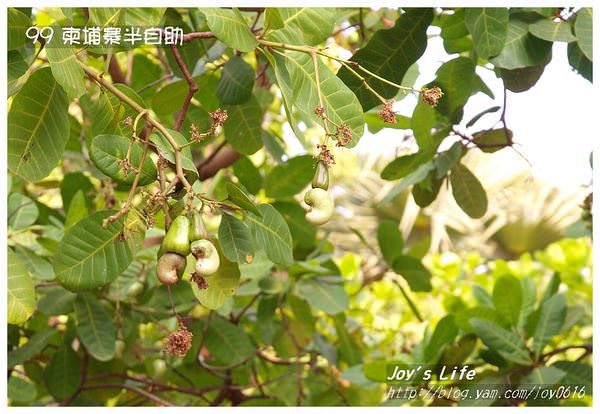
[352,30,594,191]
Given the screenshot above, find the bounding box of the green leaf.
[8,330,58,368]
[218,213,255,263]
[8,45,34,97]
[8,249,36,325]
[89,135,157,186]
[74,293,117,361]
[272,201,317,248]
[285,51,365,147]
[466,106,501,128]
[191,242,241,310]
[337,8,433,111]
[432,57,477,119]
[8,376,37,403]
[490,18,552,70]
[261,49,305,143]
[520,366,565,386]
[519,277,537,329]
[44,343,82,400]
[333,314,362,366]
[54,211,146,291]
[246,204,294,267]
[226,182,260,215]
[532,293,567,358]
[217,56,255,104]
[529,19,576,42]
[574,8,593,61]
[257,296,278,344]
[381,153,426,181]
[203,8,258,52]
[8,68,70,181]
[38,286,77,315]
[14,245,55,281]
[90,85,147,137]
[455,306,506,333]
[266,8,338,46]
[465,8,509,59]
[45,24,86,100]
[492,275,522,326]
[499,63,549,92]
[295,279,349,315]
[425,315,458,362]
[365,112,411,133]
[567,42,592,83]
[204,316,254,365]
[434,142,463,179]
[8,8,31,51]
[61,172,95,213]
[391,255,432,292]
[233,157,262,194]
[377,219,404,266]
[412,171,444,208]
[223,97,264,155]
[450,163,488,218]
[264,9,284,30]
[473,128,513,153]
[8,193,38,230]
[439,9,472,54]
[64,190,88,231]
[470,318,532,365]
[380,161,435,204]
[265,155,315,198]
[552,361,592,389]
[149,128,197,174]
[152,75,218,115]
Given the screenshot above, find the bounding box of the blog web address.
[385,383,589,402]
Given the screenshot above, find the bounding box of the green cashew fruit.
[191,239,220,276]
[304,187,334,226]
[312,160,330,190]
[153,358,167,379]
[126,280,144,297]
[156,252,186,285]
[162,215,190,256]
[189,211,207,242]
[114,339,125,359]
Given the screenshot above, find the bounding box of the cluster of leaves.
[7,6,592,407]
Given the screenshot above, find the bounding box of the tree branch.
[198,147,240,180]
[170,44,199,131]
[108,55,127,84]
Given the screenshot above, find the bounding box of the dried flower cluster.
[317,144,335,166]
[164,320,193,358]
[117,158,135,174]
[190,273,208,290]
[314,106,325,118]
[208,108,228,135]
[334,123,353,147]
[190,123,203,141]
[379,99,397,124]
[421,86,444,107]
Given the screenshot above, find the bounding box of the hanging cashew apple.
[304,161,334,225]
[156,215,190,285]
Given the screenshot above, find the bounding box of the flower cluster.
[208,108,228,135]
[421,86,444,107]
[317,144,335,166]
[334,123,353,147]
[379,99,397,124]
[164,320,193,358]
